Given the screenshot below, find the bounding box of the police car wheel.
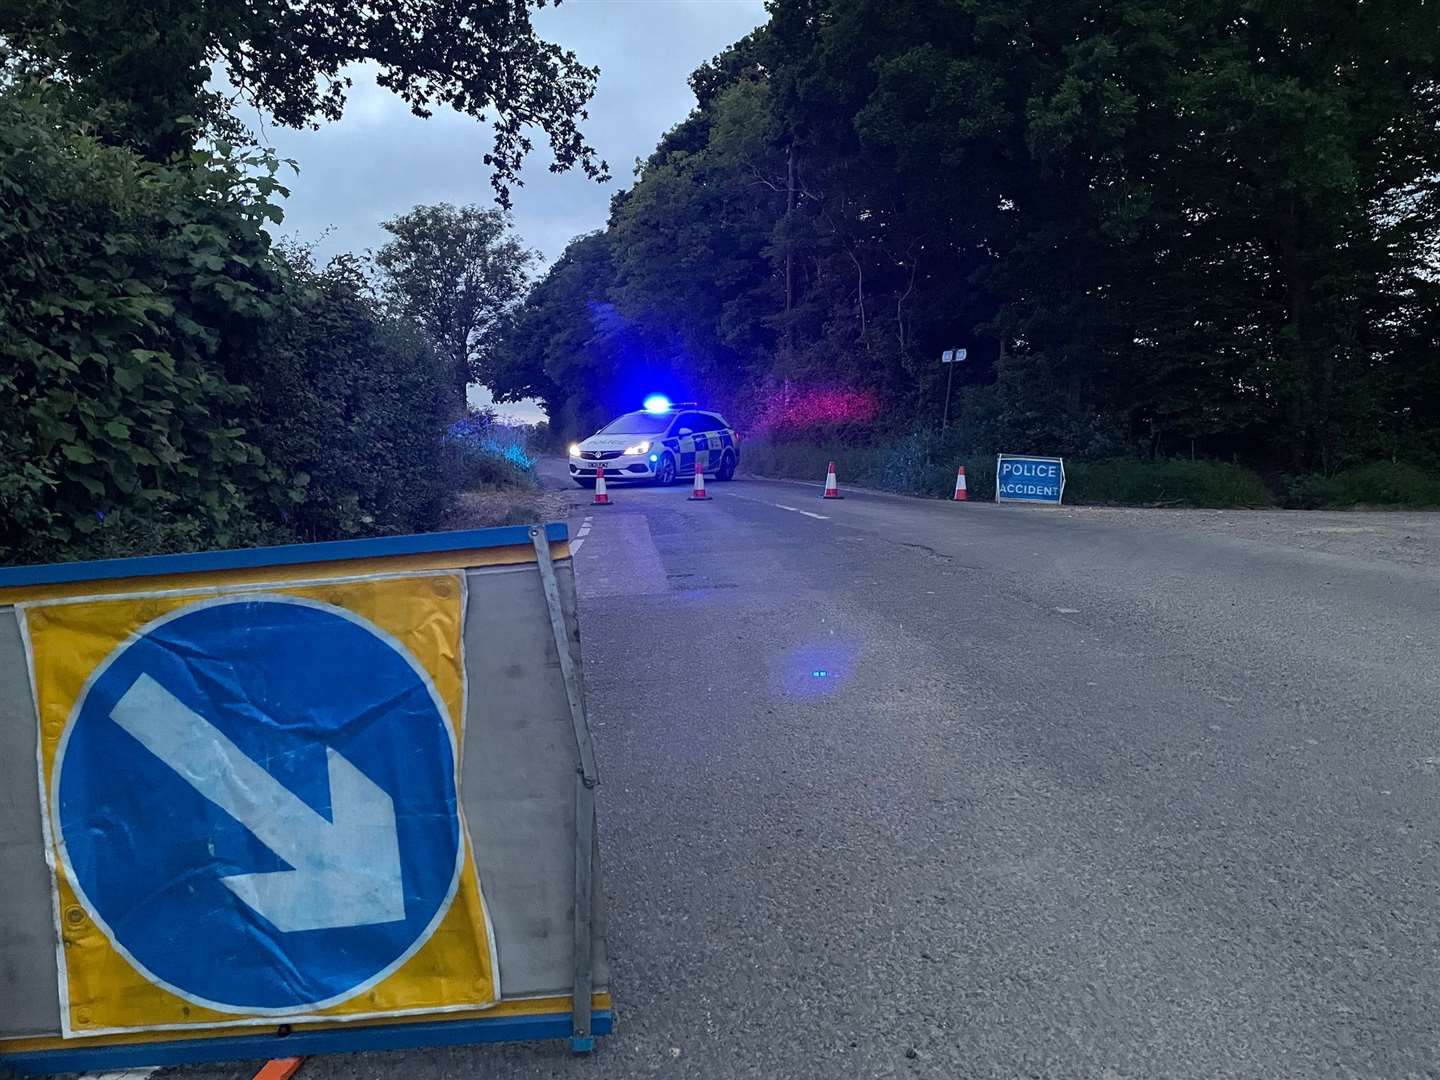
[716,451,737,480]
[655,454,677,486]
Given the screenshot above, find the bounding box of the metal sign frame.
[530,527,599,1053]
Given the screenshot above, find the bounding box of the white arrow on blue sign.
[53,595,464,1014]
[110,673,405,934]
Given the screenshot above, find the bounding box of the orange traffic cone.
[688,463,711,500]
[592,469,612,506]
[821,461,843,499]
[952,465,968,501]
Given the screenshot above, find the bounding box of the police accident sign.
[20,571,499,1036]
[996,454,1066,505]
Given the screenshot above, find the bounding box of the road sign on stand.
[52,593,466,1017]
[996,454,1066,504]
[0,525,611,1075]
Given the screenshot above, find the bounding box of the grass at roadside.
[1067,459,1273,507]
[744,439,1440,509]
[746,440,1274,507]
[1281,462,1440,509]
[742,437,1000,500]
[441,415,565,528]
[448,484,569,529]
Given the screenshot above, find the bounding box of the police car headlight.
[568,443,581,457]
[623,440,651,455]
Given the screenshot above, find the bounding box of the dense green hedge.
[1067,459,1273,508]
[1280,462,1440,509]
[239,252,454,542]
[0,86,457,564]
[742,436,999,499]
[0,88,281,560]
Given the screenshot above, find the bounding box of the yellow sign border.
[20,570,500,1037]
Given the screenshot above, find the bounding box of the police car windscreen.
[599,412,672,435]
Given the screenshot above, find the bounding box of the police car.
[568,400,740,487]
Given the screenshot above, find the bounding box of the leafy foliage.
[239,250,456,541]
[1304,462,1440,508]
[1,0,573,564]
[1066,460,1274,508]
[1,0,606,200]
[0,86,283,560]
[502,0,1440,483]
[0,85,466,563]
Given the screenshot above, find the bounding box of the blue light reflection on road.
[774,638,860,698]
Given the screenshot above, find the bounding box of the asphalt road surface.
[165,464,1440,1080]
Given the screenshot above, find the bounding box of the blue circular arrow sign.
[54,596,463,1013]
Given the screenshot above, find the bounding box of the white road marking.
[772,503,829,520]
[1055,608,1080,614]
[577,514,668,599]
[704,489,830,519]
[571,514,594,554]
[82,1071,158,1080]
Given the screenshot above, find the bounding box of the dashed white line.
[571,514,594,554]
[773,503,829,520]
[686,490,830,520]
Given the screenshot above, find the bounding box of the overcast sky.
[247,0,768,422]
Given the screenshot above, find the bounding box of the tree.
[0,0,607,200]
[489,232,612,419]
[375,203,536,416]
[501,0,1440,470]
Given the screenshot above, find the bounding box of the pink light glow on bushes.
[749,387,882,436]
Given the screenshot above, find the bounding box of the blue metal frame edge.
[0,1009,613,1075]
[0,523,570,591]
